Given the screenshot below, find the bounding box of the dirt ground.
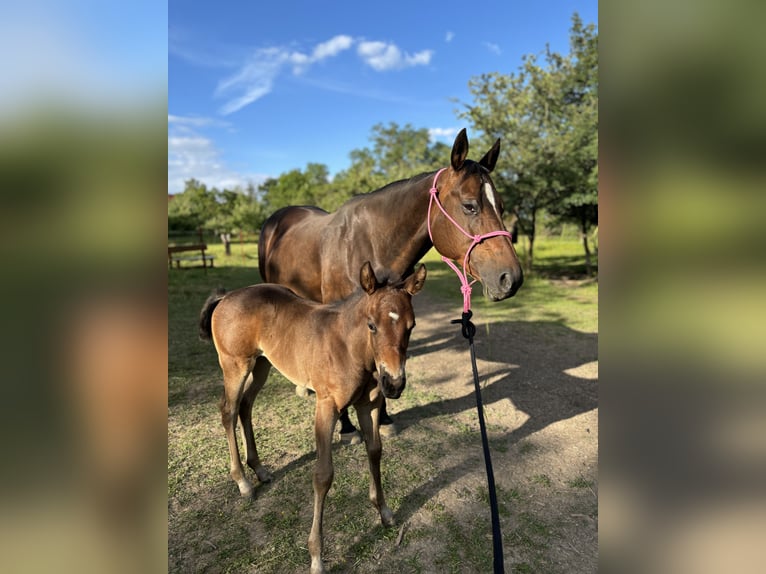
[168,283,598,573]
[379,290,599,572]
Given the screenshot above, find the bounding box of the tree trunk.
[527,207,537,272]
[580,215,591,276]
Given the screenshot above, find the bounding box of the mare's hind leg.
[238,356,273,484]
[355,391,394,527]
[220,354,256,497]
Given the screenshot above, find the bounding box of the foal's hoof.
[379,422,399,438]
[237,483,255,498]
[295,385,311,398]
[339,430,362,445]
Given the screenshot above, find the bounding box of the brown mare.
[199,262,426,574]
[258,129,523,437]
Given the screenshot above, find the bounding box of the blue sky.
[169,0,597,194]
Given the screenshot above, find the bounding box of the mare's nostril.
[499,272,512,291]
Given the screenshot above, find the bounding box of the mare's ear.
[451,128,469,171]
[360,261,377,295]
[479,138,501,173]
[404,264,427,296]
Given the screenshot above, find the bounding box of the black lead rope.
[451,310,505,574]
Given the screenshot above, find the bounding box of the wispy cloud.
[168,115,267,193]
[428,127,460,142]
[445,31,455,43]
[215,35,356,115]
[214,35,434,114]
[483,42,502,56]
[357,41,433,71]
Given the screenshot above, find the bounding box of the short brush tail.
[199,288,226,341]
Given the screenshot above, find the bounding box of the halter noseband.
[427,167,513,313]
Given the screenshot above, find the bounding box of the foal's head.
[358,262,426,400]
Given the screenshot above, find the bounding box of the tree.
[167,178,218,232]
[459,14,598,273]
[332,123,449,204]
[547,15,599,274]
[260,163,330,213]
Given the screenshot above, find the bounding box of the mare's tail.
[199,288,226,341]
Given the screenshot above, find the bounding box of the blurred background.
[0,2,167,573]
[0,0,764,573]
[600,0,766,572]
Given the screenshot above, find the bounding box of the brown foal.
[199,262,426,574]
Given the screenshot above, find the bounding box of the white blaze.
[483,182,500,217]
[388,312,400,321]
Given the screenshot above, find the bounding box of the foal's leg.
[220,355,256,497]
[355,393,395,527]
[308,397,338,574]
[238,356,273,484]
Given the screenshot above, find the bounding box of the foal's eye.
[367,321,377,333]
[462,201,479,215]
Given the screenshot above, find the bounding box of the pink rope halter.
[427,167,513,313]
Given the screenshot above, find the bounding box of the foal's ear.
[404,264,427,296]
[479,138,501,173]
[451,128,469,171]
[360,261,378,295]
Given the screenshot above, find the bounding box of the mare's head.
[429,129,524,301]
[358,261,426,400]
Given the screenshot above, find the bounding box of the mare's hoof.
[380,506,395,527]
[339,430,362,445]
[379,422,398,438]
[256,468,273,484]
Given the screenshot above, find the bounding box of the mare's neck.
[362,171,435,272]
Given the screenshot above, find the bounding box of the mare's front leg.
[355,389,395,527]
[308,397,338,574]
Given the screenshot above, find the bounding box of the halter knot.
[427,168,511,314]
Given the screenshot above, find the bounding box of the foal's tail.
[199,288,227,341]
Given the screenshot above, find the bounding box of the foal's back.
[211,284,351,389]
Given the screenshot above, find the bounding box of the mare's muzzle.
[377,368,406,399]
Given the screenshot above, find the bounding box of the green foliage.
[329,122,449,210]
[459,13,598,270]
[260,163,330,212]
[168,178,266,236]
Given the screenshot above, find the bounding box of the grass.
[168,235,597,573]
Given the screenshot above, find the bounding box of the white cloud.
[168,116,267,193]
[483,42,502,55]
[357,41,433,71]
[215,36,355,115]
[428,127,460,142]
[445,31,455,43]
[214,35,434,114]
[312,35,354,61]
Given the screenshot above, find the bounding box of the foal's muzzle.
[377,368,406,399]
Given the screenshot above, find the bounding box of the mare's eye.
[462,201,479,215]
[368,321,377,333]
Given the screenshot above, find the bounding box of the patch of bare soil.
[374,291,598,573]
